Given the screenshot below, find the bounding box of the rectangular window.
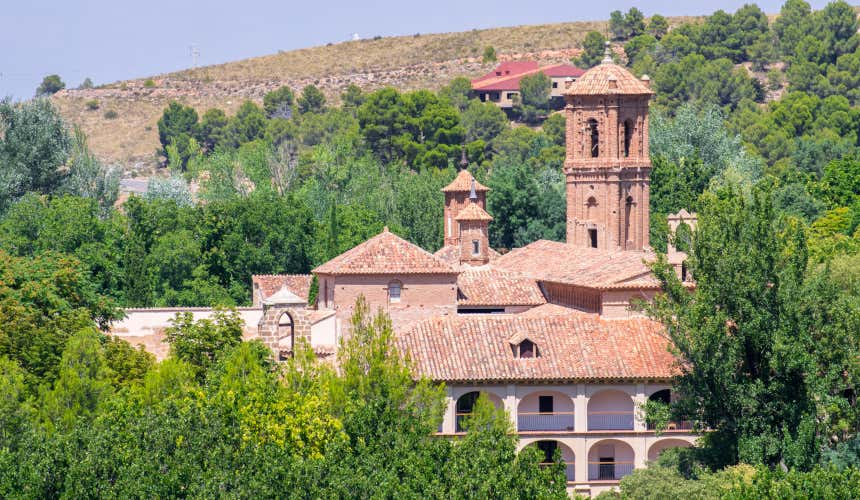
[537,441,557,463]
[507,92,516,100]
[552,81,558,88]
[589,228,598,248]
[490,92,500,102]
[598,457,615,480]
[472,239,480,255]
[538,395,553,413]
[388,282,401,303]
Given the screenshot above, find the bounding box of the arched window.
[587,118,599,157]
[586,196,598,220]
[623,119,634,157]
[388,280,402,304]
[278,312,294,358]
[649,389,671,405]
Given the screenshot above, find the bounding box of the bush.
[483,46,497,63]
[143,79,156,88]
[103,110,118,120]
[85,100,100,111]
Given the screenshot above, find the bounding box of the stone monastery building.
[112,51,698,496]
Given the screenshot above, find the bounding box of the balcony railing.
[518,412,575,431]
[646,420,695,431]
[588,461,634,481]
[587,411,634,430]
[540,462,575,482]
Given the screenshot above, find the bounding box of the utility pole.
[189,44,200,69]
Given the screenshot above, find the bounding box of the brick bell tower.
[563,43,653,251]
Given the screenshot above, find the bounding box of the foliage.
[648,14,669,39]
[144,175,193,207]
[641,185,860,469]
[297,85,326,115]
[577,31,606,68]
[438,76,473,111]
[517,72,551,124]
[482,46,497,63]
[62,127,120,213]
[36,75,65,96]
[164,308,244,373]
[0,98,71,210]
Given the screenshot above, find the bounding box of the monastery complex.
[112,51,699,496]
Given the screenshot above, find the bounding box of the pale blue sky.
[0,0,831,99]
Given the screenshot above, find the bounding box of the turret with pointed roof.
[441,170,489,246]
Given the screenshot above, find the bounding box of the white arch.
[587,389,634,431]
[647,438,693,462]
[587,439,635,481]
[517,390,575,432]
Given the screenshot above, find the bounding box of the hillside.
[51,16,700,171]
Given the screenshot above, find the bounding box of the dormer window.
[509,334,539,358]
[388,281,401,303]
[472,239,480,256]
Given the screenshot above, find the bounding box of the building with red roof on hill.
[472,61,585,109]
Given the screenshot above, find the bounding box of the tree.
[648,14,669,39]
[625,34,658,67]
[641,185,860,469]
[62,127,120,213]
[222,100,266,148]
[78,77,94,90]
[36,75,65,96]
[774,0,814,57]
[577,31,606,68]
[438,76,473,111]
[0,98,71,208]
[461,99,508,144]
[609,10,626,40]
[340,84,365,110]
[156,101,199,168]
[482,46,497,63]
[196,108,228,152]
[817,0,859,64]
[297,85,326,114]
[263,85,295,119]
[517,72,551,124]
[144,175,193,207]
[164,308,244,373]
[625,7,646,38]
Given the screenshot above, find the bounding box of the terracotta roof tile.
[563,60,652,96]
[441,170,490,193]
[251,274,312,305]
[454,202,493,221]
[313,228,457,276]
[472,61,540,85]
[398,312,676,382]
[492,240,660,290]
[472,63,584,92]
[457,267,546,306]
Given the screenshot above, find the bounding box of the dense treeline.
[0,270,567,497]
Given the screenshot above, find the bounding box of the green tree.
[461,99,508,144]
[62,128,120,213]
[36,74,65,96]
[648,14,669,39]
[482,46,497,63]
[196,108,229,152]
[164,308,244,373]
[773,0,814,57]
[609,10,626,40]
[341,84,365,110]
[438,76,473,111]
[157,101,198,155]
[517,72,551,124]
[222,100,266,148]
[642,185,860,469]
[0,98,71,208]
[625,7,646,38]
[263,85,295,119]
[297,85,326,114]
[78,77,94,90]
[577,31,607,68]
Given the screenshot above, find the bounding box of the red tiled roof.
[472,63,584,92]
[563,60,652,96]
[398,312,676,382]
[313,228,457,276]
[441,170,490,193]
[457,267,546,306]
[472,61,540,85]
[433,244,500,268]
[492,240,660,290]
[454,202,493,221]
[252,274,312,304]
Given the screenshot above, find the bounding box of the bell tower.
[563,44,653,251]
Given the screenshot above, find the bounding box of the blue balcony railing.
[587,411,634,430]
[518,412,575,431]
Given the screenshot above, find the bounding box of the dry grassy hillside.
[52,16,700,171]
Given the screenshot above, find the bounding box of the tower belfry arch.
[563,43,653,251]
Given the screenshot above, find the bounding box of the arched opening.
[623,119,633,157]
[649,389,671,404]
[588,439,635,481]
[624,196,634,249]
[587,118,599,157]
[647,389,692,430]
[277,311,294,359]
[455,391,504,432]
[517,390,575,431]
[523,440,576,482]
[588,389,634,430]
[647,439,692,462]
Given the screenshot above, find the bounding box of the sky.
[0,0,833,100]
